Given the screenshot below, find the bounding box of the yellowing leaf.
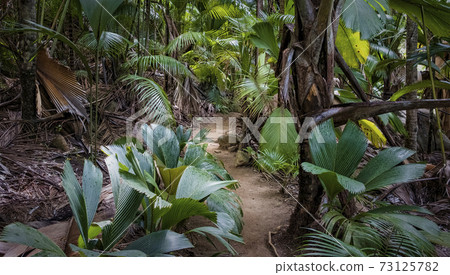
[159,165,188,195]
[336,23,370,68]
[358,119,386,148]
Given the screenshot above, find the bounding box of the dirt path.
[197,119,295,256]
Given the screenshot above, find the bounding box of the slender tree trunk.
[18,0,37,120]
[405,17,418,153]
[254,0,263,73]
[256,0,263,17]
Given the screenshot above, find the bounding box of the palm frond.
[165,32,209,55]
[207,189,243,234]
[207,4,240,20]
[0,223,66,257]
[237,64,278,117]
[126,53,192,77]
[78,31,130,57]
[124,230,193,256]
[259,108,299,162]
[266,13,295,25]
[79,0,124,40]
[370,43,399,59]
[36,50,88,117]
[121,75,174,125]
[299,230,367,257]
[254,149,287,174]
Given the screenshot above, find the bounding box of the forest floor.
[0,105,448,256]
[0,108,299,256]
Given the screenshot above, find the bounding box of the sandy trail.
[191,118,294,256]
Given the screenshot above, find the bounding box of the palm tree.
[18,0,37,120]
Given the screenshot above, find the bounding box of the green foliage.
[237,61,278,117]
[176,166,237,200]
[121,75,174,125]
[259,108,299,164]
[103,124,244,255]
[0,223,66,257]
[207,86,231,113]
[336,23,370,68]
[304,120,425,200]
[253,149,298,176]
[175,125,192,151]
[79,0,124,40]
[142,124,180,168]
[342,0,389,39]
[390,80,450,101]
[124,230,193,256]
[1,123,242,256]
[300,119,442,257]
[249,22,279,59]
[388,0,450,37]
[166,32,209,55]
[206,189,243,234]
[78,31,130,58]
[61,160,103,249]
[126,53,192,77]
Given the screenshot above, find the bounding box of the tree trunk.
[256,0,263,17]
[287,0,337,236]
[18,0,37,120]
[405,17,418,153]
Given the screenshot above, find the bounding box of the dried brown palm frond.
[0,111,21,148]
[36,50,87,117]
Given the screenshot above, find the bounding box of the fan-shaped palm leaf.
[388,0,450,37]
[124,230,193,256]
[341,0,389,39]
[260,108,299,162]
[249,22,279,58]
[79,0,124,40]
[0,223,66,257]
[78,31,130,57]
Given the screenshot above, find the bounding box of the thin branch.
[335,47,397,145]
[335,47,369,101]
[0,92,20,108]
[310,99,450,126]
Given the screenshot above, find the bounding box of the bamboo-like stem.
[50,0,70,56]
[93,45,100,159]
[421,6,446,166]
[38,0,45,42]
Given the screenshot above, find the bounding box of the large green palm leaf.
[78,31,130,57]
[260,108,299,162]
[79,0,124,40]
[126,53,192,77]
[124,230,193,256]
[121,75,174,125]
[0,223,66,257]
[388,0,450,37]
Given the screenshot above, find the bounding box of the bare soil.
[187,117,297,256]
